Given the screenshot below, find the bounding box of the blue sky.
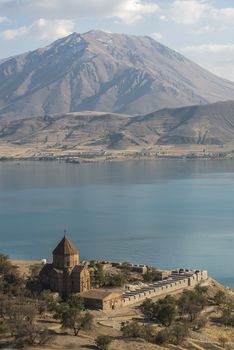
[0,0,234,80]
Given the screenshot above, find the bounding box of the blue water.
[0,160,234,288]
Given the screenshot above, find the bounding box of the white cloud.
[166,0,208,25]
[2,18,74,40]
[212,7,234,25]
[114,0,159,23]
[182,44,234,55]
[151,32,163,41]
[0,16,8,23]
[0,0,160,24]
[163,0,234,29]
[192,25,215,34]
[181,44,234,81]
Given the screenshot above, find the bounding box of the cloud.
[163,0,234,29]
[166,0,208,25]
[0,16,8,23]
[182,44,234,55]
[181,44,234,81]
[2,18,75,40]
[151,32,163,41]
[0,0,160,24]
[192,25,215,35]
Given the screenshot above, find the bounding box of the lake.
[0,160,234,288]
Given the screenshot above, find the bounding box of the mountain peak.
[1,31,234,119]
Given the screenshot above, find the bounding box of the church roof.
[53,234,78,255]
[81,289,122,301]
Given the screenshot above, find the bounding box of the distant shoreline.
[0,151,233,163]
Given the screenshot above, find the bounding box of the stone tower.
[40,234,91,296]
[53,234,79,269]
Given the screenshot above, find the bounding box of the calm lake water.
[0,160,234,288]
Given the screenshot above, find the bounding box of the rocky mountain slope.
[1,31,234,119]
[1,100,234,149]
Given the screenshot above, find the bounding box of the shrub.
[95,335,112,350]
[154,329,169,345]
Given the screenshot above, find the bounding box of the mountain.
[1,30,234,119]
[1,101,234,149]
[131,100,234,145]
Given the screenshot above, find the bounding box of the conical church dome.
[53,234,78,255]
[52,234,79,269]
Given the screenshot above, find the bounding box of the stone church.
[40,234,91,296]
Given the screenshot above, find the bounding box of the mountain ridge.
[1,100,234,150]
[1,30,234,119]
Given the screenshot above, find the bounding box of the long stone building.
[40,235,91,296]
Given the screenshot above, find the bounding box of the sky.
[0,0,234,81]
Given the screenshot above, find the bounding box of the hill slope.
[1,101,234,151]
[1,31,234,119]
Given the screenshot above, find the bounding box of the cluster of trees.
[121,286,211,346]
[121,319,189,346]
[141,295,177,326]
[143,268,162,282]
[0,254,25,296]
[92,262,127,288]
[213,290,234,327]
[53,294,93,336]
[0,254,53,348]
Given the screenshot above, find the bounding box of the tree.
[170,324,189,345]
[121,321,155,343]
[67,294,84,311]
[157,302,177,326]
[106,272,127,287]
[178,291,202,322]
[214,291,226,305]
[121,321,142,338]
[0,254,12,275]
[95,335,112,350]
[141,298,156,320]
[60,309,93,336]
[154,329,169,345]
[94,264,105,287]
[143,269,162,282]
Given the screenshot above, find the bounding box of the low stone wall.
[121,270,208,308]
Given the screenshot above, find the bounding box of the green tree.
[60,309,93,336]
[67,294,84,310]
[106,272,127,287]
[0,254,12,275]
[121,321,142,338]
[178,291,202,322]
[154,329,169,345]
[141,298,156,320]
[143,269,162,282]
[94,263,105,287]
[214,291,226,305]
[157,302,177,326]
[95,335,112,350]
[170,324,189,345]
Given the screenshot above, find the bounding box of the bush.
[95,335,112,350]
[143,269,162,282]
[154,329,169,345]
[141,296,177,326]
[214,291,226,305]
[67,294,84,310]
[121,321,154,342]
[169,324,189,345]
[121,321,142,338]
[105,273,127,287]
